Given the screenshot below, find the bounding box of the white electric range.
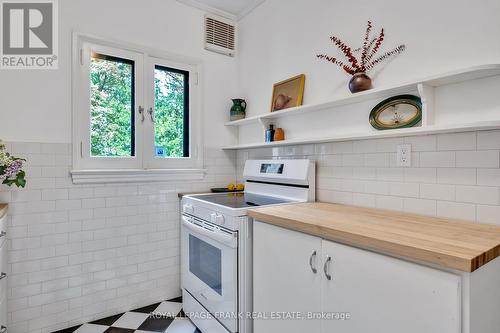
[181,159,315,333]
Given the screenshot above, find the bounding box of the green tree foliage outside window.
[154,67,187,158]
[90,55,134,157]
[89,54,187,159]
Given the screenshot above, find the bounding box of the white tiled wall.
[0,143,236,333]
[4,130,500,332]
[237,130,500,225]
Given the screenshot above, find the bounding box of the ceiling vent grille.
[205,14,236,57]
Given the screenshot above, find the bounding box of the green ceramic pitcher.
[230,99,247,121]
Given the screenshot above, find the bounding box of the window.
[154,65,189,158]
[72,36,203,182]
[90,53,135,158]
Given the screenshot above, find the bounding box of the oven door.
[181,215,238,332]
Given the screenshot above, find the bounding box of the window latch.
[138,106,145,122]
[148,107,155,123]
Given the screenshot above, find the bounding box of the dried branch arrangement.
[317,21,406,75]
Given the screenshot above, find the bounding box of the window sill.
[71,168,206,184]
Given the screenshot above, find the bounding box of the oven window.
[189,234,222,295]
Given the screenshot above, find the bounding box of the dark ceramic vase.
[349,73,372,93]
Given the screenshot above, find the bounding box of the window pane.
[154,65,189,158]
[90,53,135,157]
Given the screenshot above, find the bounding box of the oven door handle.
[182,216,237,248]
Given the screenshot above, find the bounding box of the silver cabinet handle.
[309,250,317,273]
[323,256,332,280]
[138,106,145,122]
[0,231,5,238]
[0,272,6,280]
[0,325,6,333]
[148,107,154,122]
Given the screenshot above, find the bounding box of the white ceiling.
[177,0,265,20]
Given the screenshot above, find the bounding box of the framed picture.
[270,74,305,112]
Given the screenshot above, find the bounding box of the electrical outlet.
[397,144,411,167]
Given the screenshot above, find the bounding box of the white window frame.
[71,34,204,184]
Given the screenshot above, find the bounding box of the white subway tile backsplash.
[437,201,476,221]
[41,189,68,201]
[403,198,437,216]
[389,182,420,198]
[352,167,377,180]
[456,150,499,168]
[420,152,455,167]
[341,179,365,193]
[10,190,42,203]
[375,137,404,153]
[351,193,376,208]
[40,143,70,155]
[455,185,500,205]
[420,184,455,201]
[375,195,404,211]
[437,132,476,151]
[476,205,500,225]
[352,140,376,153]
[477,168,500,186]
[404,168,437,183]
[437,168,476,185]
[331,191,353,205]
[364,181,390,195]
[477,130,500,150]
[11,143,41,154]
[330,141,353,154]
[68,188,94,199]
[376,168,404,182]
[404,135,437,152]
[341,154,363,166]
[364,153,389,167]
[11,306,41,323]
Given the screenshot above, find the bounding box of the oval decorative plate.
[369,95,422,130]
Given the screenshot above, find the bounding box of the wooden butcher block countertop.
[0,204,7,219]
[248,202,500,272]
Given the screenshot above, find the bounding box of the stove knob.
[183,204,194,214]
[216,214,225,225]
[208,213,215,223]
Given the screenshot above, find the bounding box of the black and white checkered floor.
[52,297,200,333]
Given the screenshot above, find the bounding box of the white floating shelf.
[225,64,500,128]
[224,64,500,150]
[222,120,500,150]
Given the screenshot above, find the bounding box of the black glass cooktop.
[190,192,292,209]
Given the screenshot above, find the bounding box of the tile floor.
[52,297,200,333]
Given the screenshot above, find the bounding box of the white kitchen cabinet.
[253,221,322,333]
[320,240,460,333]
[254,221,462,333]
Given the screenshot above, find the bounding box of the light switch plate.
[397,144,411,167]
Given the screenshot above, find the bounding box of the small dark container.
[349,73,372,93]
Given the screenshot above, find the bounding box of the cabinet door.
[253,221,322,333]
[321,240,461,333]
